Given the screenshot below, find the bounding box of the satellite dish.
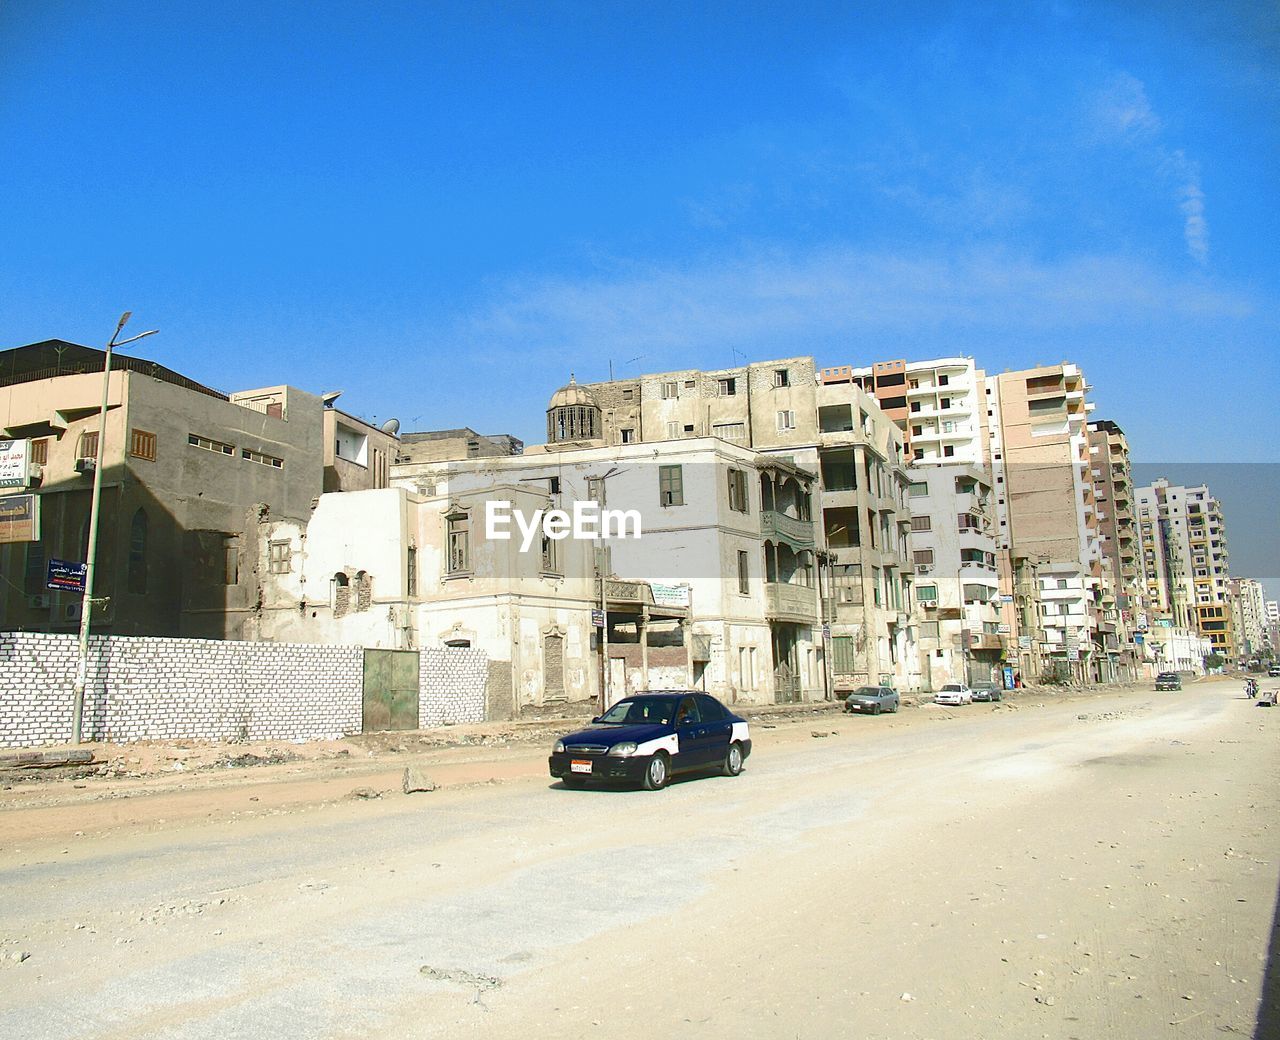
[321,390,343,407]
[381,418,400,435]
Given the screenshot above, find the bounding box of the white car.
[934,683,973,706]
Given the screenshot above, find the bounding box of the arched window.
[333,572,350,618]
[128,508,148,594]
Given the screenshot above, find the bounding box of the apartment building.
[253,437,825,714]
[906,465,1003,686]
[1134,478,1235,660]
[828,357,984,467]
[982,363,1101,681]
[0,339,325,639]
[548,363,919,693]
[1087,420,1144,678]
[1229,577,1269,661]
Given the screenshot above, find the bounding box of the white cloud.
[1094,72,1209,265]
[456,246,1253,364]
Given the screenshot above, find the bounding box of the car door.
[673,695,712,770]
[696,695,733,763]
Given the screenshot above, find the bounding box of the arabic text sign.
[0,493,39,543]
[47,559,87,593]
[0,439,30,489]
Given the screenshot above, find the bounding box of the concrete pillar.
[639,608,650,690]
[682,618,694,688]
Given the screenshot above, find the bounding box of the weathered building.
[0,340,325,639]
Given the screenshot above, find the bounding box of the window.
[586,477,603,502]
[713,422,746,442]
[912,425,923,437]
[917,585,938,603]
[737,550,750,594]
[920,621,940,639]
[661,381,679,399]
[189,433,234,456]
[777,410,796,431]
[242,448,284,468]
[913,448,924,461]
[940,397,951,409]
[909,481,928,498]
[832,636,858,673]
[266,401,283,419]
[913,549,934,566]
[833,564,862,604]
[910,515,932,532]
[446,511,470,573]
[269,540,292,574]
[127,508,148,594]
[659,465,684,506]
[548,476,561,495]
[666,422,681,438]
[30,438,48,465]
[910,401,921,413]
[620,428,634,444]
[77,430,99,460]
[683,424,694,434]
[774,369,790,387]
[24,541,45,595]
[718,377,737,396]
[541,534,558,573]
[127,429,156,461]
[728,468,748,512]
[943,445,955,458]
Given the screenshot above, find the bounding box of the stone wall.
[1,632,363,748]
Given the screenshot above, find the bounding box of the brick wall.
[419,647,487,727]
[1,632,363,748]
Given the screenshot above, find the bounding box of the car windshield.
[596,697,674,726]
[1158,674,1178,680]
[853,687,881,697]
[941,684,964,691]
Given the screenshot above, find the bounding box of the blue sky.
[1,0,1277,469]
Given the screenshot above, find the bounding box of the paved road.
[1,677,1277,1039]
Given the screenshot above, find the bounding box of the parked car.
[1155,672,1182,691]
[970,681,1004,702]
[934,683,973,706]
[547,692,751,791]
[1269,666,1280,678]
[843,685,900,715]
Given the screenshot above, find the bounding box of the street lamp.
[591,466,621,711]
[70,312,159,744]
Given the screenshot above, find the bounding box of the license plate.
[571,760,592,774]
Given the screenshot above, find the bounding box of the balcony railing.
[764,582,819,623]
[761,510,815,549]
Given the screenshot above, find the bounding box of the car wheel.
[722,742,744,777]
[642,752,670,791]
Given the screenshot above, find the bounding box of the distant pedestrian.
[1014,671,1022,689]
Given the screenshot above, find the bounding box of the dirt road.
[1,677,1276,1039]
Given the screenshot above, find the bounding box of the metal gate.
[773,663,801,704]
[362,649,420,731]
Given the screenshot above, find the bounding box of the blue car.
[548,691,752,791]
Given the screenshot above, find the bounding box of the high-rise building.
[1087,420,1144,679]
[1134,479,1235,660]
[1229,578,1268,660]
[984,363,1100,681]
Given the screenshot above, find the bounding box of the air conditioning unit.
[917,564,932,574]
[63,602,82,623]
[27,594,50,609]
[27,462,44,485]
[74,457,96,473]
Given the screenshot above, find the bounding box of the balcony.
[764,582,819,624]
[761,509,815,549]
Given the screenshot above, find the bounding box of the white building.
[906,464,1004,688]
[252,437,827,715]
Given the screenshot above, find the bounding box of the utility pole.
[70,312,158,744]
[593,466,621,712]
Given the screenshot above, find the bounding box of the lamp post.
[591,466,621,712]
[70,312,159,744]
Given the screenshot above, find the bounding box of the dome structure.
[546,374,602,442]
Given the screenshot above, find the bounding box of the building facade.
[0,340,325,639]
